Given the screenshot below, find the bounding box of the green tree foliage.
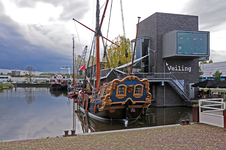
[208,59,213,63]
[87,56,96,67]
[104,35,131,69]
[40,73,56,75]
[200,60,213,64]
[212,70,222,82]
[200,61,207,64]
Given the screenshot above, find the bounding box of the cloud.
[210,49,226,63]
[0,0,91,72]
[11,0,90,21]
[0,23,72,72]
[184,0,226,31]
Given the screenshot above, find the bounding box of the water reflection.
[75,104,192,133]
[0,87,192,141]
[24,88,35,105]
[0,88,74,141]
[49,90,68,97]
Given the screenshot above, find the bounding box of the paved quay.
[1,123,225,149]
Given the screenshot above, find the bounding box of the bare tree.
[26,66,35,82]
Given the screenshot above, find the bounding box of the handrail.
[199,98,225,111]
[134,72,190,98]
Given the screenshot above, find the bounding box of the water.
[0,87,192,141]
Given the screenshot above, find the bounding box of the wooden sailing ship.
[74,0,152,122]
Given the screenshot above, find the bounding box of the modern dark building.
[131,12,210,107]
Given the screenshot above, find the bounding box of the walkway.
[0,124,225,149]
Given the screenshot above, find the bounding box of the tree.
[208,59,213,63]
[104,35,131,69]
[200,59,213,64]
[200,61,207,64]
[26,66,35,82]
[40,73,56,75]
[212,70,222,82]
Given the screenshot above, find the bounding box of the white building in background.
[200,61,226,80]
[60,67,70,74]
[0,75,10,82]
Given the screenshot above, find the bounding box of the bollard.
[186,119,190,125]
[71,130,75,135]
[181,120,186,125]
[64,130,69,136]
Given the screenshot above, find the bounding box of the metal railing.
[134,72,190,100]
[199,98,225,127]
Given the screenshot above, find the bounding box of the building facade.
[11,70,20,76]
[132,13,210,107]
[0,75,10,83]
[201,61,226,81]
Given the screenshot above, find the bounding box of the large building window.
[162,30,209,58]
[177,32,208,55]
[131,37,151,73]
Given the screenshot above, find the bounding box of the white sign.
[166,62,191,72]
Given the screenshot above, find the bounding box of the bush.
[192,103,199,107]
[0,83,3,89]
[4,83,14,88]
[0,83,14,89]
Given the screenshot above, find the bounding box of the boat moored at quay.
[73,0,152,124]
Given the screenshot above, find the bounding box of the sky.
[0,0,226,73]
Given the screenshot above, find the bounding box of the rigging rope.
[120,0,130,74]
[73,21,83,53]
[120,0,127,57]
[102,0,113,68]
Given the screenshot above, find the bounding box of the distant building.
[60,67,70,74]
[50,75,71,83]
[11,70,20,76]
[201,61,226,80]
[0,75,10,82]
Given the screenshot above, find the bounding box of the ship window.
[118,86,125,95]
[135,85,142,94]
[116,84,127,99]
[133,84,144,98]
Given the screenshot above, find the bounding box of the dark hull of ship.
[78,97,145,120]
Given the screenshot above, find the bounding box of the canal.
[0,87,192,141]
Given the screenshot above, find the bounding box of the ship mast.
[96,0,100,92]
[73,0,114,92]
[72,35,76,93]
[130,17,141,75]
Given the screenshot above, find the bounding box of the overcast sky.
[0,0,226,73]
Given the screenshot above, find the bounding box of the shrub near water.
[0,83,3,89]
[4,83,14,88]
[0,83,14,89]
